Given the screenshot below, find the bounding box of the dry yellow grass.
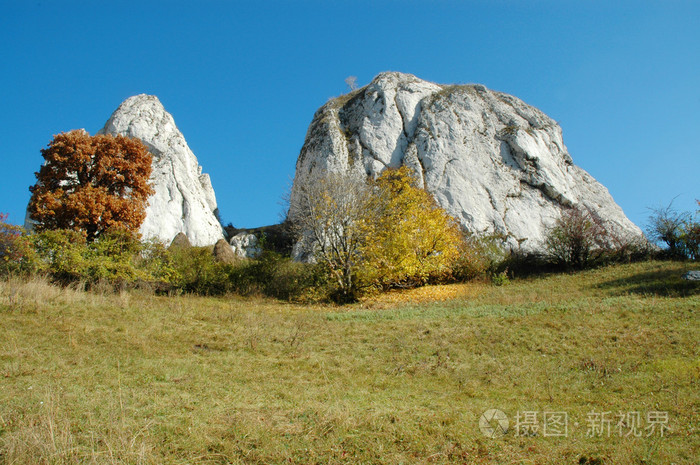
[0,261,698,464]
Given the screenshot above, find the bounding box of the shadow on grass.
[596,264,700,297]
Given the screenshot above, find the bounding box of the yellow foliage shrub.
[358,167,463,290]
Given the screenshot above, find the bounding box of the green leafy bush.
[680,221,699,260]
[266,258,329,302]
[227,252,329,301]
[26,228,175,290]
[167,246,232,295]
[647,201,699,260]
[491,270,510,286]
[0,214,38,276]
[451,233,508,281]
[601,235,654,264]
[5,220,328,300]
[544,207,609,270]
[31,229,89,282]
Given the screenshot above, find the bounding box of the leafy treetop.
[28,130,154,241]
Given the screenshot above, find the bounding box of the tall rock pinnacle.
[290,72,643,251]
[99,95,224,246]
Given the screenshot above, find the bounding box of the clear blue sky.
[1,0,698,230]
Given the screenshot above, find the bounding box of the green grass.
[0,260,698,464]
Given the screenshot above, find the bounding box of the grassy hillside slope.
[1,261,698,464]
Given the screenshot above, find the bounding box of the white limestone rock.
[230,232,262,259]
[99,95,224,246]
[291,72,643,251]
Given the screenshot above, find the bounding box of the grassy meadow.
[0,260,698,464]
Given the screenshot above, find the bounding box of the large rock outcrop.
[99,95,224,246]
[291,72,642,251]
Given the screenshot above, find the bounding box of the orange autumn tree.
[28,130,154,241]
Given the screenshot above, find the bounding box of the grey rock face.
[99,95,224,246]
[291,72,643,251]
[682,271,700,281]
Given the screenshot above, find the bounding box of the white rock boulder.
[99,95,224,246]
[291,72,643,251]
[230,232,262,259]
